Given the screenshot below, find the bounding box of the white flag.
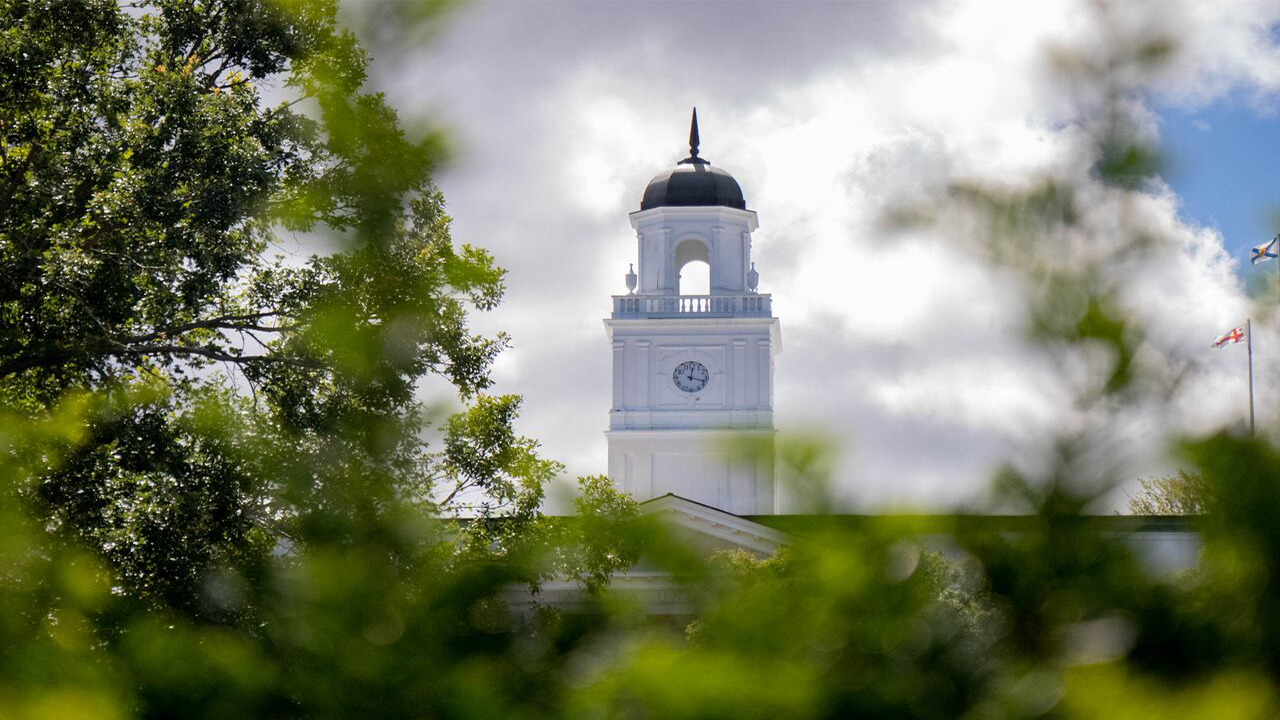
[1214,325,1247,348]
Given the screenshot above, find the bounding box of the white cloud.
[362,0,1280,510]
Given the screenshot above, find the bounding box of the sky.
[342,0,1280,511]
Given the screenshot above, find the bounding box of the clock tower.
[605,110,780,515]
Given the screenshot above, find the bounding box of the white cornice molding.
[604,428,775,438]
[604,316,782,351]
[628,205,759,233]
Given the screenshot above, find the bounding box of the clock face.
[672,360,710,393]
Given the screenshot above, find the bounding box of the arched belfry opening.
[674,238,711,296]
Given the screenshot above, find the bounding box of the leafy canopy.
[0,0,616,617]
[1128,470,1210,515]
[8,3,1280,720]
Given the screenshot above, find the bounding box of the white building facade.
[605,110,780,515]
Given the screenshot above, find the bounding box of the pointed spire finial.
[689,107,700,159]
[679,107,709,165]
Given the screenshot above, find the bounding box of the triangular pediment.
[639,493,790,556]
[503,494,791,616]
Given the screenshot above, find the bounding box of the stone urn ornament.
[625,263,638,293]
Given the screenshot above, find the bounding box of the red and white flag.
[1214,325,1247,348]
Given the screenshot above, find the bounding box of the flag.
[1252,236,1279,265]
[1214,325,1247,348]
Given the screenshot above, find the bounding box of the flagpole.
[1248,318,1256,435]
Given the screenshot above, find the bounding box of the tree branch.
[115,312,295,345]
[114,344,323,369]
[0,334,319,379]
[0,309,312,378]
[439,477,479,509]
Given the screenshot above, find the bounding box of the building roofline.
[745,513,1199,536]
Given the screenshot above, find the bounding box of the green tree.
[10,2,1280,720]
[0,2,644,716]
[1128,470,1211,515]
[0,0,574,614]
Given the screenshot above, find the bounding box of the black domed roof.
[641,162,746,210]
[640,109,746,211]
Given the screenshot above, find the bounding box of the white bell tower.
[605,110,780,515]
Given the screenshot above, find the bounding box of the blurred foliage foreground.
[4,1,1280,719]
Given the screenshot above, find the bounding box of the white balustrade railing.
[612,293,772,318]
